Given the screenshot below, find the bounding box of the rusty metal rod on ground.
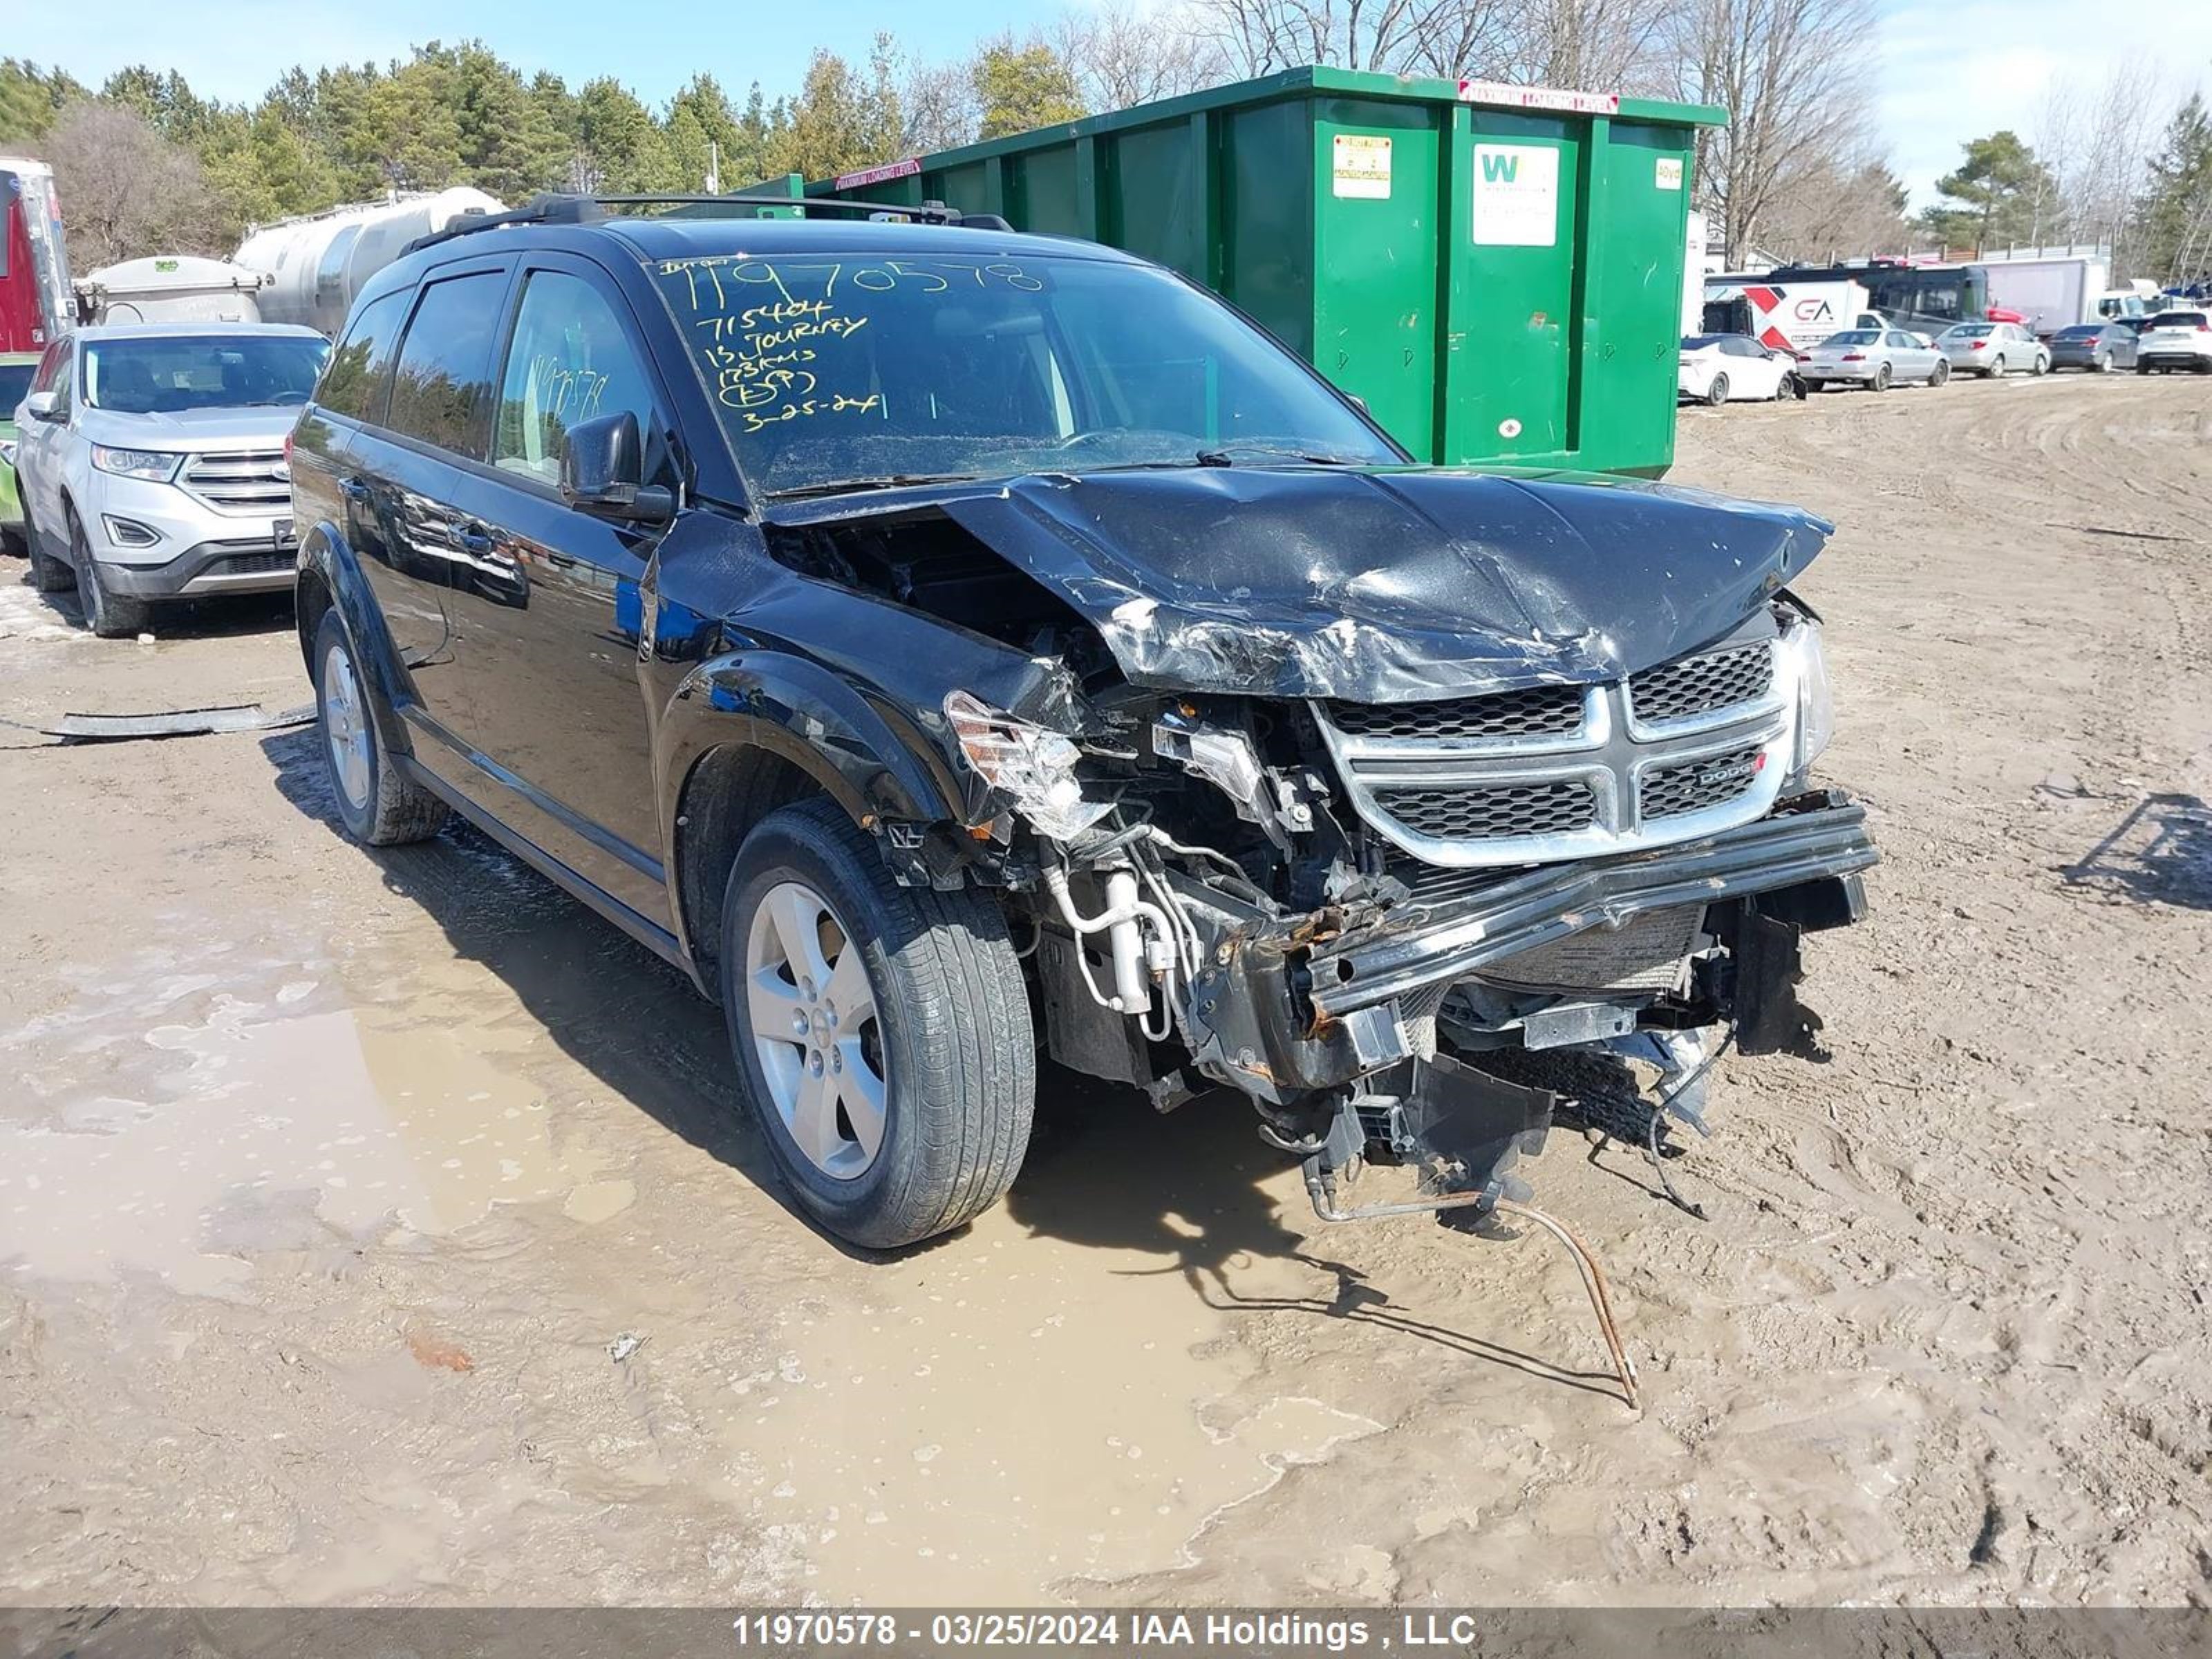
[1302,1168,1640,1409]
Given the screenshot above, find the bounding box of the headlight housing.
[1776,617,1833,784]
[0,438,16,468]
[91,444,184,482]
[943,691,1114,842]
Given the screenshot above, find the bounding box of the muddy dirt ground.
[4,372,2209,1609]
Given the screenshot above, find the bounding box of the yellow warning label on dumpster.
[1332,134,1392,199]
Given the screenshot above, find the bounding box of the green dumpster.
[811,68,1725,478]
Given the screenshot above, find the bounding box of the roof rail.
[403,191,1012,254]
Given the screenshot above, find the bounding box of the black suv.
[291,195,1877,1250]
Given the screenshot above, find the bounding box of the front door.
[434,254,681,926]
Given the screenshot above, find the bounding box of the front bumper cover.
[98,538,299,599]
[1182,792,1879,1104]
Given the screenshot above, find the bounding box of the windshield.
[83,335,331,415]
[1680,335,1726,350]
[651,252,1401,496]
[0,362,35,411]
[2150,312,2206,328]
[1824,330,1880,346]
[2054,325,2103,338]
[1944,324,1992,338]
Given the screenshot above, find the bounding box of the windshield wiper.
[1194,445,1365,467]
[766,472,980,500]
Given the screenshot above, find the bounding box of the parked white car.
[10,323,328,636]
[1933,321,2050,378]
[1797,327,1949,391]
[1678,334,1797,405]
[2135,309,2212,374]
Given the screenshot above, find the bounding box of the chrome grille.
[1374,780,1597,841]
[1628,642,1773,726]
[1640,747,1765,821]
[1328,684,1585,741]
[182,449,290,513]
[1315,634,1795,869]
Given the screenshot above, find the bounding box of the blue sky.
[14,0,2212,208]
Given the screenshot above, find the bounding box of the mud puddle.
[2,950,628,1293]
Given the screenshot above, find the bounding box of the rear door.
[341,257,516,769]
[437,252,680,924]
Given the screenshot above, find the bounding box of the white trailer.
[234,189,503,335]
[1978,250,2109,337]
[1701,274,1873,353]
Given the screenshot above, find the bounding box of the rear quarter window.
[317,290,409,423]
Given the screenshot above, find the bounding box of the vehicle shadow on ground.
[1009,1076,1624,1398]
[260,725,1617,1398]
[2063,792,2212,910]
[20,577,296,639]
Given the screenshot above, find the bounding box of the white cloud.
[1875,0,2212,207]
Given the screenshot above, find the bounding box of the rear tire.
[1704,373,1729,406]
[1872,364,1892,391]
[1985,354,2004,378]
[313,610,449,846]
[69,509,150,639]
[722,798,1035,1250]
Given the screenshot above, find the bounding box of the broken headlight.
[1777,617,1834,785]
[944,691,1114,842]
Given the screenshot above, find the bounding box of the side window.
[316,290,408,424]
[491,270,666,487]
[30,339,64,392]
[386,272,505,460]
[48,341,73,416]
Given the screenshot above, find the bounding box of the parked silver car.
[9,324,328,636]
[1797,327,1949,391]
[1934,321,2050,377]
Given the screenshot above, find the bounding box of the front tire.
[1929,359,1950,386]
[722,798,1035,1250]
[70,509,150,639]
[313,610,449,846]
[24,500,73,592]
[2032,352,2050,376]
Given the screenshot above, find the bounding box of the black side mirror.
[561,411,674,524]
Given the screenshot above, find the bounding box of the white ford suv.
[11,324,329,636]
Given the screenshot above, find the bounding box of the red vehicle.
[0,158,72,353]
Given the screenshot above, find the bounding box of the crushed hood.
[775,467,1833,704]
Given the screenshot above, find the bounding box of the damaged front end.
[760,467,1878,1234]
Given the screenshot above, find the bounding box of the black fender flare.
[655,646,977,858]
[294,519,418,760]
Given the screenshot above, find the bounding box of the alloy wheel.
[744,881,888,1180]
[321,637,374,814]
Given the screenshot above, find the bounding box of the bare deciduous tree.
[1671,0,1875,262]
[1054,6,1229,111]
[41,100,222,266]
[2035,63,2174,277]
[902,59,979,153]
[1191,0,1489,77]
